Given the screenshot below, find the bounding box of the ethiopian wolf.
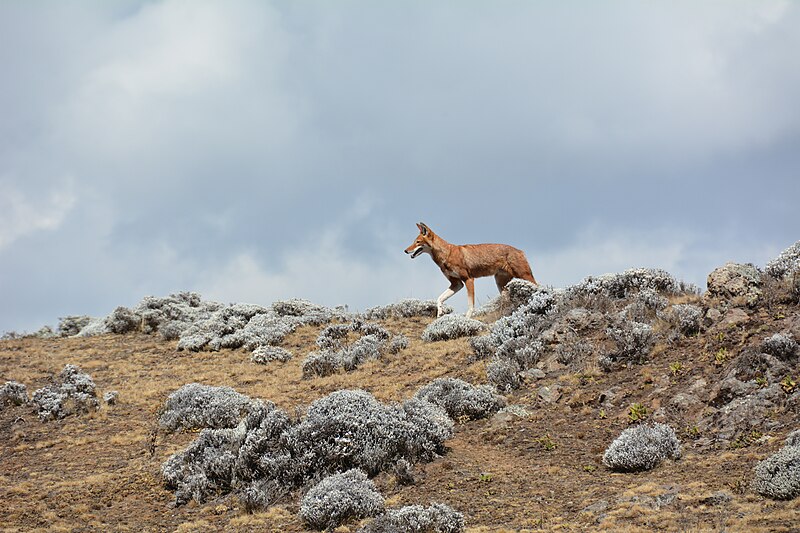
[405,222,537,318]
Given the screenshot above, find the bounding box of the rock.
[688,378,710,401]
[705,308,723,323]
[521,368,546,380]
[718,308,751,330]
[706,263,762,307]
[597,387,620,408]
[699,384,783,442]
[699,491,732,506]
[668,393,702,413]
[581,500,609,514]
[103,390,119,405]
[537,385,563,404]
[709,377,758,407]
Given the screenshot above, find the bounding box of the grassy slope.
[1,302,799,532]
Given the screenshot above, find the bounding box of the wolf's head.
[405,222,434,259]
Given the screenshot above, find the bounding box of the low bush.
[162,389,454,507]
[752,441,800,500]
[421,315,487,342]
[159,383,259,431]
[0,381,28,407]
[302,322,392,378]
[31,364,99,421]
[605,321,655,366]
[415,378,505,421]
[486,357,521,392]
[662,304,703,337]
[765,241,800,280]
[363,299,450,320]
[57,315,92,337]
[252,345,293,364]
[299,469,385,530]
[761,333,798,360]
[602,423,681,472]
[358,502,465,533]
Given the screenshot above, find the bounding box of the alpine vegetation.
[302,321,392,378]
[31,364,100,421]
[568,268,681,299]
[761,333,798,361]
[661,304,703,337]
[0,381,28,407]
[765,240,800,279]
[415,378,505,421]
[299,469,385,530]
[363,299,451,320]
[486,356,522,392]
[251,345,293,364]
[162,389,454,508]
[421,314,487,342]
[159,383,260,431]
[603,423,682,472]
[358,502,466,533]
[57,315,93,337]
[751,434,800,500]
[605,321,656,367]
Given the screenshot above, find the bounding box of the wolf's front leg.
[437,279,464,317]
[465,278,475,318]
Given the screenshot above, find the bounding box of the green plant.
[780,375,797,394]
[627,403,649,423]
[713,347,728,367]
[479,473,493,483]
[669,362,683,376]
[598,409,607,420]
[729,430,764,449]
[536,434,557,451]
[755,376,768,388]
[683,425,700,440]
[583,465,597,473]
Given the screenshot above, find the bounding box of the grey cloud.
[1,1,799,331]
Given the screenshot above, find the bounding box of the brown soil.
[1,305,799,532]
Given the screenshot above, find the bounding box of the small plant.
[714,347,729,367]
[756,376,768,387]
[669,362,684,377]
[729,430,764,449]
[479,473,493,482]
[780,375,797,394]
[683,425,700,440]
[598,409,607,420]
[628,403,649,424]
[583,465,597,473]
[536,434,557,451]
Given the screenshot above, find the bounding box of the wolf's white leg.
[465,278,475,318]
[437,280,463,317]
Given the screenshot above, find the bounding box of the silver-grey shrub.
[58,315,93,337]
[486,357,521,392]
[415,378,505,421]
[752,441,800,500]
[603,423,681,472]
[162,389,454,507]
[766,241,800,279]
[31,364,100,421]
[421,314,487,342]
[662,304,703,336]
[358,502,465,533]
[159,383,258,431]
[569,268,680,299]
[761,333,798,360]
[252,345,293,364]
[363,299,450,320]
[300,469,385,530]
[388,334,409,354]
[0,381,28,407]
[605,321,656,366]
[303,322,392,378]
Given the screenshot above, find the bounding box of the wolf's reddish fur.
[405,222,537,317]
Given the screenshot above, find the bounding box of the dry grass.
[1,307,799,531]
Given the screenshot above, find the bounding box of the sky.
[1,1,799,332]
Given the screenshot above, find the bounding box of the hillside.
[1,246,800,532]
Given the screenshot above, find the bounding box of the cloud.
[0,178,76,250]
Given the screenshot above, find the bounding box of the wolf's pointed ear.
[417,222,430,236]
